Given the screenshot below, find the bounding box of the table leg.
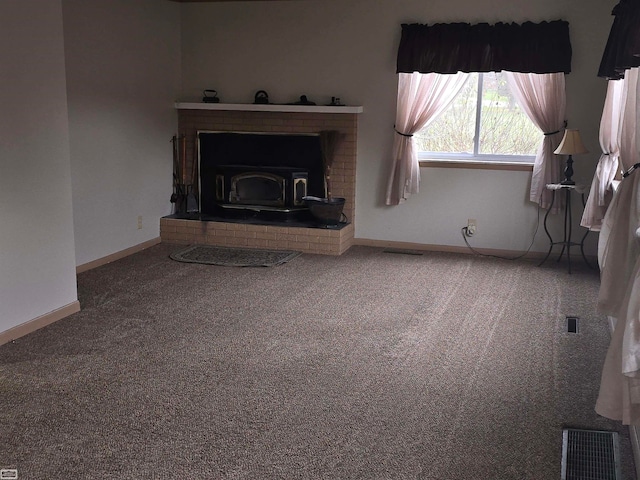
[566,189,572,274]
[538,190,556,267]
[579,193,595,270]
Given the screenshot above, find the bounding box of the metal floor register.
[561,428,621,480]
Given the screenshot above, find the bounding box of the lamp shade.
[554,129,588,155]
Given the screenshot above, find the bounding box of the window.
[415,72,540,165]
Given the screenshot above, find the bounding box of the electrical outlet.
[137,215,143,230]
[466,218,477,237]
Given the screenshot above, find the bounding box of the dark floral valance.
[396,20,572,75]
[598,0,640,79]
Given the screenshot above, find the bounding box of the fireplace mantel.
[175,102,363,114]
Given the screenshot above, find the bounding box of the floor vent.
[566,316,580,334]
[383,249,424,256]
[562,428,621,480]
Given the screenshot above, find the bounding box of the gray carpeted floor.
[0,244,635,479]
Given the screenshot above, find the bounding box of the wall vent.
[383,249,424,256]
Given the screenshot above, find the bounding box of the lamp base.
[562,155,575,186]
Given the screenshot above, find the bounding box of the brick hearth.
[160,218,354,255]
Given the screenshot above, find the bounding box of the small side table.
[538,183,592,274]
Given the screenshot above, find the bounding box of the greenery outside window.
[415,72,540,166]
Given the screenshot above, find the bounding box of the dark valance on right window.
[598,0,640,79]
[396,20,572,75]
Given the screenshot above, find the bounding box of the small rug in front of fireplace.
[169,245,301,267]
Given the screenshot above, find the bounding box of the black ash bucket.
[303,196,346,225]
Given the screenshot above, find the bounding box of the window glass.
[414,73,477,155]
[415,72,540,163]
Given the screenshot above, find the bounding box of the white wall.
[0,1,78,331]
[180,0,614,255]
[63,0,181,266]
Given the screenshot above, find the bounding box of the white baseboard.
[0,301,81,347]
[353,237,600,264]
[353,237,548,259]
[76,237,161,274]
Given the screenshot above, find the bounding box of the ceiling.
[170,1,294,2]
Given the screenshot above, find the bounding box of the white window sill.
[419,158,534,171]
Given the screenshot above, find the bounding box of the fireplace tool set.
[171,134,198,215]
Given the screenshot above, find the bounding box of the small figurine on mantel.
[254,90,270,104]
[290,95,316,106]
[202,89,220,103]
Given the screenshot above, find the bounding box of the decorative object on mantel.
[169,245,301,267]
[254,90,270,104]
[554,129,589,185]
[289,95,316,106]
[327,97,344,106]
[202,89,220,103]
[303,130,346,226]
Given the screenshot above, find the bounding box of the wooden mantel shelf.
[175,102,363,114]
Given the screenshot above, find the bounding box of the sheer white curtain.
[385,72,468,205]
[617,68,639,173]
[595,171,640,425]
[598,68,640,266]
[504,72,567,211]
[581,79,623,231]
[595,68,640,425]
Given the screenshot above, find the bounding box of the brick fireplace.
[160,104,360,255]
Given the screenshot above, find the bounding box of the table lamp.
[553,129,588,185]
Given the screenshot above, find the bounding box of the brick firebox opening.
[160,106,360,255]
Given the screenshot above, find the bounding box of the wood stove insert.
[198,131,324,220]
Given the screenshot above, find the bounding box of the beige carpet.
[0,244,634,479]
